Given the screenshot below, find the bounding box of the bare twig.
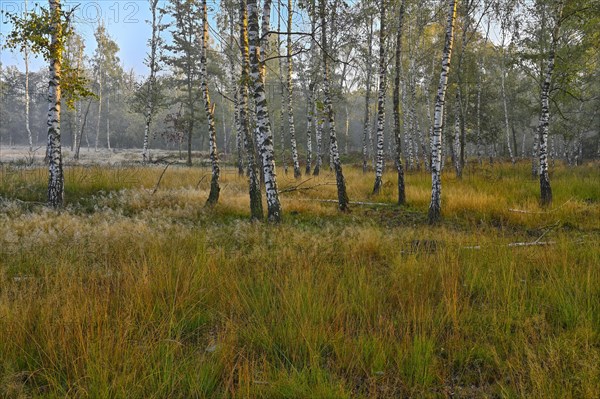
[195,174,208,190]
[296,198,393,206]
[279,182,336,194]
[463,241,557,250]
[508,197,574,214]
[152,161,175,195]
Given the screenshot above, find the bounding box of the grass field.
[0,159,599,398]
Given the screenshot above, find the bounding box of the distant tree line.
[1,0,598,219]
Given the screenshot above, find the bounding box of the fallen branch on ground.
[296,198,393,206]
[509,197,573,214]
[279,178,336,193]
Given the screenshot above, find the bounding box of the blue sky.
[1,0,156,76]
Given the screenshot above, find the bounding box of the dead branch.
[463,241,556,250]
[279,182,337,194]
[195,174,208,190]
[296,198,393,206]
[152,162,175,195]
[509,197,574,214]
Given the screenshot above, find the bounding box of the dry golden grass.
[0,160,599,398]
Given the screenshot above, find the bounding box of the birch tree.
[372,0,387,194]
[286,0,301,178]
[248,0,282,222]
[537,0,565,206]
[320,0,349,211]
[47,0,64,206]
[142,0,162,163]
[3,0,92,206]
[428,0,458,224]
[362,18,374,173]
[201,0,220,205]
[393,0,407,204]
[23,0,33,154]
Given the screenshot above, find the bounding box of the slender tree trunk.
[453,93,462,177]
[362,19,373,173]
[287,0,301,178]
[187,67,194,166]
[410,72,421,170]
[24,0,33,154]
[72,102,79,153]
[249,0,281,222]
[393,0,406,205]
[537,1,563,206]
[313,100,323,175]
[305,84,314,174]
[476,20,490,166]
[240,0,263,219]
[372,0,387,194]
[201,0,220,205]
[277,0,288,174]
[235,89,244,175]
[320,0,348,211]
[501,44,515,164]
[75,99,92,160]
[428,0,458,224]
[344,105,349,154]
[142,0,160,164]
[106,92,111,150]
[95,70,102,151]
[47,0,64,207]
[260,0,272,82]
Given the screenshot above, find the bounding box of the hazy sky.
[1,0,155,76]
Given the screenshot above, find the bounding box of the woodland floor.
[0,147,599,398]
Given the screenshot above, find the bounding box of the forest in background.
[1,0,598,166]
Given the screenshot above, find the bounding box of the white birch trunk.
[287,0,301,178]
[372,0,387,194]
[95,67,102,151]
[393,0,406,204]
[106,93,111,150]
[313,101,323,175]
[537,1,564,206]
[500,44,515,164]
[201,0,220,205]
[47,0,64,207]
[142,0,160,164]
[277,0,288,174]
[240,0,263,219]
[305,85,314,174]
[320,0,348,210]
[362,19,373,173]
[24,0,33,153]
[249,0,281,221]
[428,0,457,224]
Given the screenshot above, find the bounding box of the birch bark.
[201,0,220,205]
[372,0,387,194]
[24,0,33,153]
[537,0,564,206]
[240,0,263,219]
[393,0,406,204]
[142,0,160,163]
[320,0,348,211]
[249,0,282,221]
[47,0,64,207]
[428,0,458,224]
[287,0,301,178]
